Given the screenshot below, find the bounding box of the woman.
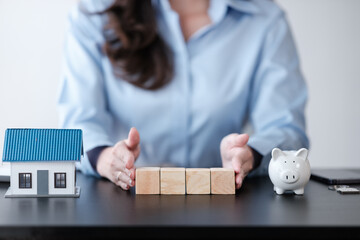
[58,0,309,191]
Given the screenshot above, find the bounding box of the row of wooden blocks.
[135,167,235,195]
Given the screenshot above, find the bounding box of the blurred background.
[0,0,359,169]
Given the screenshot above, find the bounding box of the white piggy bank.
[268,148,311,195]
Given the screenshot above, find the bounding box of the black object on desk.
[1,172,360,239]
[311,169,360,185]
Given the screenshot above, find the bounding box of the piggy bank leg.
[274,187,285,195]
[294,188,304,195]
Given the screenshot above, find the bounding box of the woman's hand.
[96,127,141,190]
[220,133,254,189]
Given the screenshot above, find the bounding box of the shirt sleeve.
[57,4,114,177]
[247,12,309,177]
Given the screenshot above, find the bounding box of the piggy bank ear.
[295,148,308,160]
[272,148,284,160]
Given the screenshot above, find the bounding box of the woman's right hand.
[96,127,141,190]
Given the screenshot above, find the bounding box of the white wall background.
[0,0,359,169]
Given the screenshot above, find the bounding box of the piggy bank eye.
[293,161,295,163]
[284,161,287,163]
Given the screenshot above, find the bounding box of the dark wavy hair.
[100,0,173,90]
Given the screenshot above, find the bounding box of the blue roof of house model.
[2,129,83,162]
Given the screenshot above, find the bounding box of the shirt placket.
[159,3,191,167]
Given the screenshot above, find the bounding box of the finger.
[113,160,132,177]
[116,180,130,190]
[114,171,134,187]
[129,168,136,180]
[231,146,253,173]
[235,173,244,189]
[112,143,136,172]
[221,133,238,151]
[221,133,249,153]
[235,161,253,189]
[232,154,242,174]
[108,152,132,177]
[231,147,248,173]
[125,127,140,150]
[133,144,141,159]
[231,134,249,149]
[125,153,135,170]
[122,167,136,181]
[111,172,129,190]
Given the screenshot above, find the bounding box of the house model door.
[37,170,49,195]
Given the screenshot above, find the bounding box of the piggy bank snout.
[280,170,299,183]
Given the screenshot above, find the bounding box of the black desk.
[1,172,360,239]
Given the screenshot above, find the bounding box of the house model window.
[55,173,66,188]
[19,173,32,188]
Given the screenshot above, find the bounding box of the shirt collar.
[153,0,260,45]
[154,0,260,21]
[225,0,261,15]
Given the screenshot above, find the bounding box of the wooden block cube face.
[210,168,235,194]
[186,168,210,194]
[160,168,185,195]
[135,167,160,194]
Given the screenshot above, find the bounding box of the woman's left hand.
[220,133,254,189]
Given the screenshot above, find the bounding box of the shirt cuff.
[249,146,263,170]
[87,146,110,173]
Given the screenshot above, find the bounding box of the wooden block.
[135,167,160,194]
[160,168,185,195]
[186,168,210,194]
[210,168,235,194]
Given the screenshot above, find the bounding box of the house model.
[2,128,82,198]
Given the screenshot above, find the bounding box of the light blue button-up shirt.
[58,0,309,177]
